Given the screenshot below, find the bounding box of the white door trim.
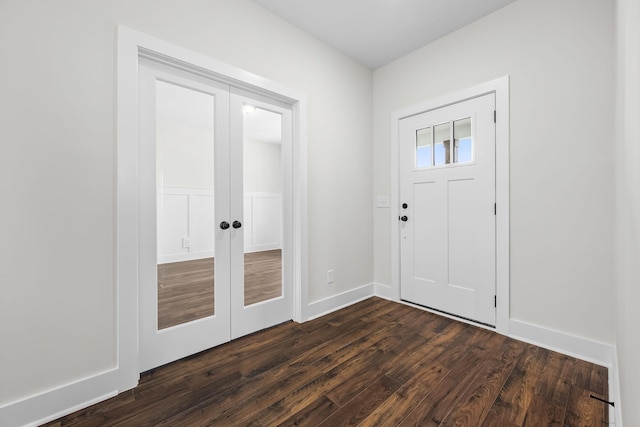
[390,76,510,335]
[116,25,308,392]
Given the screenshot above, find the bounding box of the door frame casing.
[116,25,308,391]
[389,76,510,335]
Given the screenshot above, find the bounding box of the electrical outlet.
[182,237,191,248]
[327,269,334,284]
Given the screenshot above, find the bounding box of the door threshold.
[400,299,496,329]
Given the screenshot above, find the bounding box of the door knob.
[220,221,230,230]
[399,216,408,222]
[232,220,242,229]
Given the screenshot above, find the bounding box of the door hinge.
[494,203,497,215]
[494,295,497,307]
[494,110,496,123]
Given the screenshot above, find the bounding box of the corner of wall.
[305,283,375,321]
[373,282,399,301]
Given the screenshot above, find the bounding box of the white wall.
[1,0,624,421]
[156,78,216,188]
[0,0,372,407]
[244,138,281,193]
[157,121,215,188]
[615,0,640,424]
[373,0,615,344]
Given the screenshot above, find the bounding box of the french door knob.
[400,216,408,222]
[220,221,230,230]
[232,220,242,229]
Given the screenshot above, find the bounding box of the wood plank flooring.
[43,297,609,426]
[242,250,282,305]
[157,250,282,329]
[157,257,215,330]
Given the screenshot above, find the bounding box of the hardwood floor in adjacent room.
[243,249,282,305]
[157,257,216,330]
[157,250,282,329]
[43,297,609,426]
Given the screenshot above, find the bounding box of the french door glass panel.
[242,106,283,306]
[156,79,216,329]
[230,90,293,339]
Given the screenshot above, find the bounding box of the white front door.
[138,60,292,371]
[399,93,496,326]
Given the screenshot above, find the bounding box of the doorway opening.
[116,26,308,385]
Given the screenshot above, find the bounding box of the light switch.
[376,196,390,208]
[327,270,334,284]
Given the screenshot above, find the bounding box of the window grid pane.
[416,117,473,169]
[416,127,433,168]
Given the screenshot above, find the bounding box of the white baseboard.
[158,250,215,264]
[355,287,622,423]
[511,318,620,425]
[374,282,399,301]
[305,283,374,321]
[244,244,281,254]
[0,369,120,427]
[509,319,615,368]
[1,285,373,427]
[158,245,281,264]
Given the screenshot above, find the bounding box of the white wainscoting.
[244,192,282,253]
[157,188,282,263]
[157,187,215,263]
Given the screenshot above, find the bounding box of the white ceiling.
[252,0,517,69]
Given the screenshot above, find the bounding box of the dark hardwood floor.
[157,257,216,330]
[43,297,608,426]
[158,250,282,329]
[242,249,282,305]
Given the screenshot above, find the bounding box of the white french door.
[138,59,292,371]
[399,93,496,326]
[229,88,293,339]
